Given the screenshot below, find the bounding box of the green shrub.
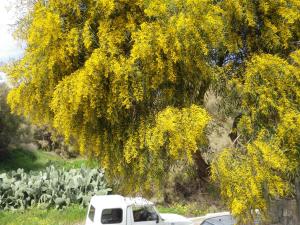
[0,166,111,210]
[0,84,21,153]
[0,148,93,173]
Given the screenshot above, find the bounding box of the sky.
[0,0,25,83]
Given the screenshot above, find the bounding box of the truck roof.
[90,195,154,209]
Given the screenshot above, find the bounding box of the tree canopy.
[4,0,300,223]
[6,0,222,191]
[212,51,300,223]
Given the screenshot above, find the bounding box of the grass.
[0,148,93,173]
[0,205,86,225]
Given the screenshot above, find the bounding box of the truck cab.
[85,195,193,225]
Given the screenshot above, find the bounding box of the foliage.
[0,166,110,210]
[120,105,210,192]
[212,51,300,223]
[220,0,300,54]
[0,84,21,152]
[214,0,300,115]
[157,202,219,217]
[32,125,78,158]
[208,0,300,223]
[0,204,86,225]
[0,148,90,174]
[5,0,217,192]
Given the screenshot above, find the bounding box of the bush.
[157,202,221,217]
[0,166,111,210]
[33,126,78,158]
[0,84,76,158]
[0,84,21,154]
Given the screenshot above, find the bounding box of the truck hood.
[160,213,193,225]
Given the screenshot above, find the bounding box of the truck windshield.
[133,206,158,222]
[101,208,123,224]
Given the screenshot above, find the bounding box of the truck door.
[131,206,160,225]
[127,206,133,225]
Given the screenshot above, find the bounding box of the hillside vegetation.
[0,148,87,173]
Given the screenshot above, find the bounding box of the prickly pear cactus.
[0,166,111,210]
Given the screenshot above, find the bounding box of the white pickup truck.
[85,195,193,225]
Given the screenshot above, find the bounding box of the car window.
[133,206,158,222]
[89,205,96,222]
[101,208,123,224]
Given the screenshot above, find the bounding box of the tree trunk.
[193,151,210,180]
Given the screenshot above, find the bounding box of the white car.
[85,195,193,225]
[198,212,235,225]
[195,212,261,225]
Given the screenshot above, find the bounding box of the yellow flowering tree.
[212,52,300,223]
[210,0,300,223]
[212,0,300,220]
[6,0,221,192]
[4,0,300,222]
